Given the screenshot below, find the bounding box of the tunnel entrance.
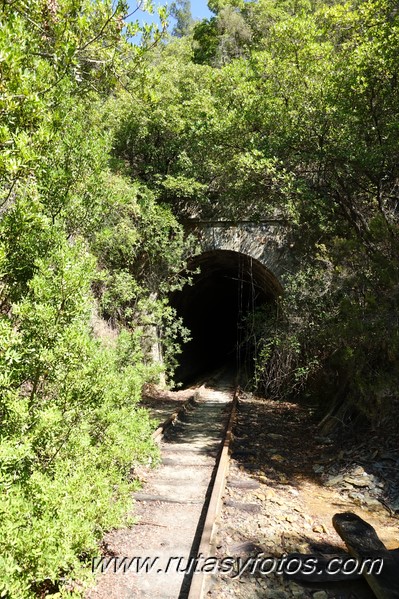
[169,250,282,384]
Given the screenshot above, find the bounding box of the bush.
[0,235,160,597]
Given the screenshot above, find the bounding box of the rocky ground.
[86,384,398,599]
[207,391,399,599]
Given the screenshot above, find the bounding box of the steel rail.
[152,391,199,443]
[187,386,239,599]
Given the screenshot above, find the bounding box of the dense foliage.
[1,0,398,595]
[0,1,189,596]
[114,0,398,423]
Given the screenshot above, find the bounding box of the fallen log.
[333,512,399,599]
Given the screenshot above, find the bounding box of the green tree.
[114,0,399,425]
[0,0,187,596]
[170,0,194,36]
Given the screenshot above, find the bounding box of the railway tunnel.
[169,249,283,384]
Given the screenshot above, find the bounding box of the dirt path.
[87,378,234,599]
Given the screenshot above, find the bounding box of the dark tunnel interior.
[169,250,282,385]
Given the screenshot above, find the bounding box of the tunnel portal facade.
[169,221,293,383]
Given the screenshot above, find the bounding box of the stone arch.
[187,221,291,282]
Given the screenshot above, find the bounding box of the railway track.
[88,378,399,599]
[88,372,238,599]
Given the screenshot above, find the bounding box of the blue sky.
[128,0,213,30]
